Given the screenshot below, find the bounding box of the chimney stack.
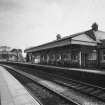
[56,34,61,40]
[91,22,98,31]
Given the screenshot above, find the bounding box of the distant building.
[0,46,24,62]
[0,46,11,61]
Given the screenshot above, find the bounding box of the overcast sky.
[0,0,105,51]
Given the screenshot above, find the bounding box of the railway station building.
[24,23,105,68]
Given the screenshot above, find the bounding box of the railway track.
[8,64,105,102]
[2,65,80,105]
[54,78,105,101]
[1,64,105,105]
[1,61,105,88]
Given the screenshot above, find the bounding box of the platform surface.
[0,66,40,105]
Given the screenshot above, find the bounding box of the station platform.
[0,66,40,105]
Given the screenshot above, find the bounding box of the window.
[71,52,79,63]
[88,52,96,60]
[101,50,105,62]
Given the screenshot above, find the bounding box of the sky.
[0,0,105,52]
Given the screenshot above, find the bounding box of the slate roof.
[25,28,104,53]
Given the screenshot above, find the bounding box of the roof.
[25,28,104,53]
[0,46,11,51]
[94,30,105,41]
